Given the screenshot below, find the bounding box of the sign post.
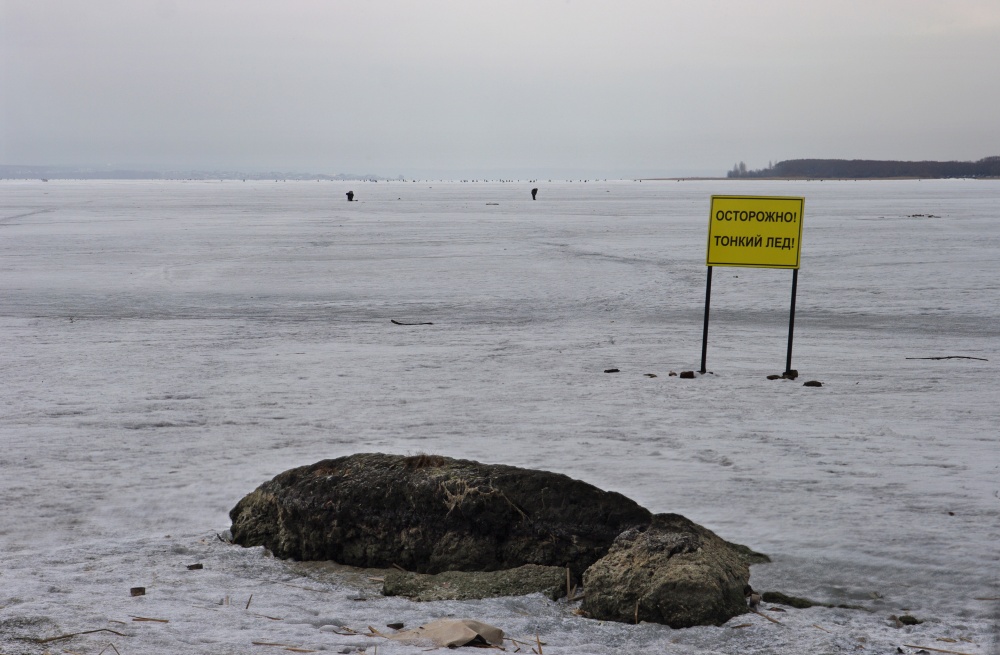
[701,195,805,374]
[785,268,798,375]
[700,266,713,374]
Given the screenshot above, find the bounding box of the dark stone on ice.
[582,513,752,628]
[761,591,820,608]
[898,614,923,625]
[761,590,865,611]
[766,374,782,380]
[604,368,620,373]
[781,369,798,380]
[803,380,823,387]
[679,371,695,379]
[229,453,651,577]
[386,622,405,630]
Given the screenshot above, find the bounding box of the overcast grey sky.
[3,0,999,178]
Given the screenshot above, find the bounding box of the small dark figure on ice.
[531,188,538,200]
[346,190,355,202]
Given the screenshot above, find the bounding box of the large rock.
[582,513,751,628]
[229,453,651,576]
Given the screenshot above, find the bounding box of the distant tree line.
[727,156,1000,179]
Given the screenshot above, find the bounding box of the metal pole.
[785,268,799,375]
[700,266,713,373]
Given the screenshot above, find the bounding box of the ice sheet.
[1,179,997,654]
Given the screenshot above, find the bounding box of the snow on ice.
[1,178,997,654]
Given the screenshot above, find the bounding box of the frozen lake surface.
[1,178,998,654]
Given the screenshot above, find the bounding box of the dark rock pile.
[229,453,766,628]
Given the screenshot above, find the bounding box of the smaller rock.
[582,513,751,628]
[186,563,203,570]
[386,622,405,630]
[679,371,695,379]
[898,614,923,625]
[604,368,620,373]
[766,374,781,380]
[645,373,657,378]
[803,380,822,387]
[130,587,145,597]
[668,371,677,376]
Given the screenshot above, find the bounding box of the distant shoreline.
[723,156,1000,180]
[641,176,1000,181]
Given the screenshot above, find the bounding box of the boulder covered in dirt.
[582,513,752,628]
[229,453,651,576]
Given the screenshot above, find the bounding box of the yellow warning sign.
[706,195,804,268]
